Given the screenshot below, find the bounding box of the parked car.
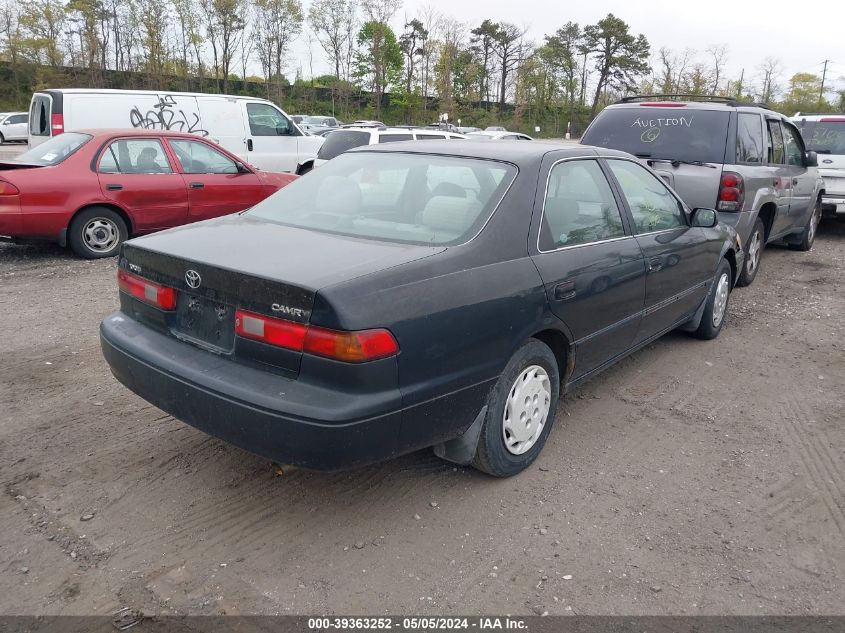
[100,141,743,477]
[0,112,29,143]
[467,130,534,141]
[485,126,507,131]
[312,127,340,138]
[581,95,825,286]
[0,129,295,258]
[313,126,467,168]
[458,126,481,134]
[300,115,341,133]
[27,89,323,174]
[793,113,845,218]
[349,120,386,127]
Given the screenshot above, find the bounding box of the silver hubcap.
[746,230,762,274]
[83,218,119,252]
[502,365,551,455]
[712,272,730,327]
[808,205,820,243]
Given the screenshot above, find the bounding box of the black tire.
[693,258,732,340]
[68,207,128,259]
[0,132,5,144]
[788,198,821,252]
[472,339,561,477]
[736,218,765,287]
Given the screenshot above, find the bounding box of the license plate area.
[173,293,235,352]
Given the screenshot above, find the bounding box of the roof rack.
[617,94,772,110]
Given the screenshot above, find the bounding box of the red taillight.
[0,180,20,196]
[51,113,64,134]
[640,102,687,107]
[117,269,177,310]
[717,171,744,212]
[235,310,399,363]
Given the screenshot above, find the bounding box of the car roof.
[602,100,787,118]
[792,113,845,121]
[74,128,216,140]
[349,140,632,165]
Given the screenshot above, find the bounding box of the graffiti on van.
[129,95,209,136]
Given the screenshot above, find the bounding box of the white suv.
[314,126,467,168]
[793,114,845,217]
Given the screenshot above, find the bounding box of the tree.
[138,0,168,83]
[254,0,304,101]
[543,22,582,121]
[582,13,650,117]
[308,0,357,80]
[172,0,204,80]
[201,0,246,93]
[18,0,66,67]
[756,56,782,104]
[490,21,526,107]
[354,20,402,116]
[399,18,426,94]
[470,19,498,104]
[783,73,825,113]
[360,0,401,23]
[706,44,728,93]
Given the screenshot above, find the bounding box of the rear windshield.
[796,119,845,155]
[582,107,730,164]
[316,130,370,160]
[14,133,91,165]
[247,151,516,246]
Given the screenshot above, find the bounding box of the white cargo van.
[27,89,323,174]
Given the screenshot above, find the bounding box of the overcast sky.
[289,0,844,96]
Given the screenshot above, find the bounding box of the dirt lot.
[0,221,843,617]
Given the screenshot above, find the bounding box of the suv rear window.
[316,130,370,160]
[582,107,730,164]
[797,119,845,155]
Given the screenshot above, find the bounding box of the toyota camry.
[100,142,744,477]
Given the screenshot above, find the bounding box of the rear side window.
[246,103,291,136]
[736,113,764,164]
[29,96,50,137]
[797,119,845,154]
[317,130,370,159]
[541,159,626,250]
[582,107,730,164]
[99,139,172,174]
[415,134,446,140]
[766,120,785,164]
[379,134,413,143]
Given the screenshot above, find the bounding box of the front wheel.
[472,339,560,477]
[693,258,732,340]
[68,207,128,259]
[789,199,821,252]
[736,218,765,287]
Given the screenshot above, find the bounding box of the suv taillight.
[51,113,64,134]
[235,310,399,363]
[717,171,744,212]
[117,269,177,310]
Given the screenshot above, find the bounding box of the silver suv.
[582,96,825,286]
[792,113,845,218]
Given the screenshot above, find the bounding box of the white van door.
[194,97,247,159]
[241,101,300,173]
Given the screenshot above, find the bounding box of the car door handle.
[553,280,577,301]
[105,184,123,191]
[648,256,663,272]
[247,139,253,151]
[189,182,205,189]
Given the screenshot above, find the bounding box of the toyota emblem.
[185,269,202,289]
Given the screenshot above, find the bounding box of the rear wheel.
[736,218,765,287]
[693,258,732,340]
[472,339,560,477]
[68,207,128,259]
[788,198,821,252]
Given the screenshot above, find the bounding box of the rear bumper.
[821,194,845,216]
[100,313,490,470]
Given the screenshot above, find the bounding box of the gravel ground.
[0,220,843,616]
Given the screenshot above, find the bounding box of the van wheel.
[472,340,560,477]
[789,199,821,252]
[737,218,765,287]
[692,258,732,340]
[68,207,127,259]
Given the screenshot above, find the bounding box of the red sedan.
[0,129,296,258]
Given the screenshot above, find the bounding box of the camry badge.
[185,269,202,289]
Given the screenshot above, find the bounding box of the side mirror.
[805,150,818,167]
[691,207,718,228]
[234,161,250,174]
